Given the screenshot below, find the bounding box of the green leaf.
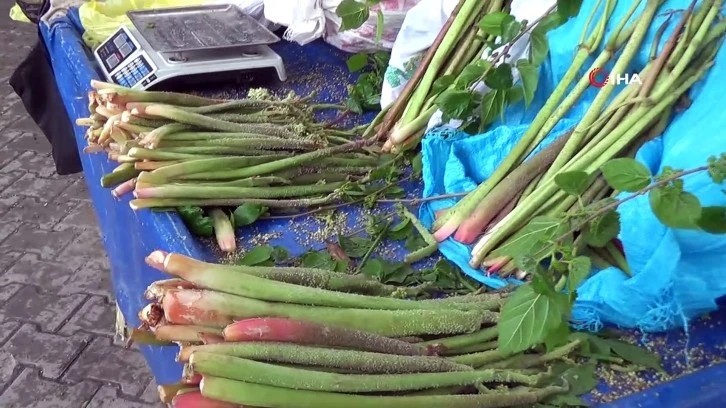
[607,339,664,372]
[492,216,566,260]
[177,206,214,237]
[484,63,514,90]
[601,158,652,192]
[336,0,370,31]
[555,171,591,196]
[480,90,501,127]
[697,206,726,234]
[270,246,289,263]
[405,232,428,251]
[567,256,591,291]
[544,321,572,351]
[387,217,412,240]
[478,12,514,36]
[506,86,524,104]
[435,89,476,121]
[456,60,491,89]
[498,284,565,354]
[360,258,384,279]
[238,245,273,266]
[537,11,566,32]
[529,27,549,65]
[412,153,423,177]
[560,363,598,395]
[233,203,267,227]
[375,9,384,44]
[346,53,368,72]
[301,250,337,270]
[501,19,523,43]
[557,0,583,19]
[707,154,726,183]
[338,236,373,258]
[583,210,620,247]
[516,60,538,108]
[432,74,456,94]
[649,187,702,229]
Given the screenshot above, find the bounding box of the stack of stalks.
[378,0,509,152]
[77,81,388,210]
[133,250,581,407]
[426,0,725,276]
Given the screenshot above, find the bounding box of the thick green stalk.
[450,348,509,367]
[160,250,498,314]
[96,86,225,106]
[442,340,498,356]
[156,138,317,151]
[163,289,484,336]
[129,195,336,210]
[144,105,297,138]
[160,139,372,181]
[133,181,345,200]
[190,352,546,393]
[180,342,470,373]
[101,163,139,187]
[200,376,568,408]
[420,326,499,352]
[150,155,286,179]
[210,209,235,252]
[128,147,218,161]
[166,253,428,297]
[162,131,291,141]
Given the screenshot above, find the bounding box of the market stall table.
[37,8,726,408]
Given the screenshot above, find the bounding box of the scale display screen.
[97,30,138,72]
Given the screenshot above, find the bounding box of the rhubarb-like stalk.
[153,251,498,314]
[152,324,223,343]
[171,390,240,408]
[223,318,431,356]
[129,195,336,210]
[158,253,427,298]
[420,326,498,352]
[452,131,571,244]
[210,209,236,252]
[160,289,485,337]
[190,352,547,392]
[133,181,345,200]
[180,342,470,373]
[200,376,568,408]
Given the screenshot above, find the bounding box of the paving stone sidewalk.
[1,4,162,407]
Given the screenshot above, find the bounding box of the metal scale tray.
[127,4,280,53]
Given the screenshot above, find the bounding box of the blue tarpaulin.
[38,5,726,407]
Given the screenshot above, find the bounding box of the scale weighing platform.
[93,4,287,90]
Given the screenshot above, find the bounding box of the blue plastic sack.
[419,0,726,332]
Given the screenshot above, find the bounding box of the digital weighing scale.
[93,4,287,90]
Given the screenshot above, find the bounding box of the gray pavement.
[1,3,162,407]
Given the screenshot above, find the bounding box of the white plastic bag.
[264,0,420,52]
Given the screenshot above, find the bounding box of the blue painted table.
[39,10,725,407]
